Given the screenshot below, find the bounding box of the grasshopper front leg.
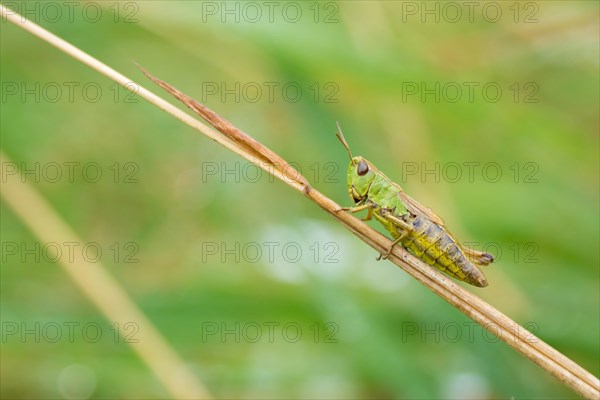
[339,201,374,221]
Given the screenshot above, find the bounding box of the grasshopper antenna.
[336,121,355,164]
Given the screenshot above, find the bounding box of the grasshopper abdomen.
[400,216,488,287]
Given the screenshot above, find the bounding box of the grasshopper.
[336,123,493,287]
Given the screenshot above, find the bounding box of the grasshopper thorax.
[347,156,377,203]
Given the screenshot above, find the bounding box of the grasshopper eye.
[357,160,369,176]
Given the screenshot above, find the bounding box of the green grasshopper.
[336,123,493,287]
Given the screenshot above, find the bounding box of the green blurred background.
[1,1,598,398]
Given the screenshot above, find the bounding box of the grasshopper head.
[335,122,377,203]
[347,156,377,203]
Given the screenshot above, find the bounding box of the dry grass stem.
[0,153,212,400]
[3,4,599,399]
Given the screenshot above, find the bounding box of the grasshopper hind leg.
[463,247,495,266]
[377,211,414,260]
[377,234,405,261]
